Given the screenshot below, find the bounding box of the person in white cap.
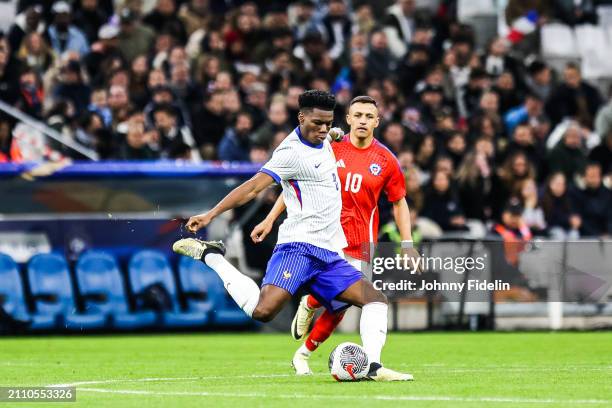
[47,1,89,56]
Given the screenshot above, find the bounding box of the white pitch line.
[48,373,327,388]
[76,388,610,405]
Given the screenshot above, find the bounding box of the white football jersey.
[260,127,347,252]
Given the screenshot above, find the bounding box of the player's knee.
[370,290,388,305]
[252,305,277,322]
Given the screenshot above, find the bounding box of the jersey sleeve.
[384,158,407,203]
[259,145,297,183]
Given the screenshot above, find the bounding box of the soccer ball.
[328,342,369,381]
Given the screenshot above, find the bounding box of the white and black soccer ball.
[328,342,369,381]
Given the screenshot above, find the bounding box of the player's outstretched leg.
[292,308,345,375]
[336,279,414,382]
[173,238,292,322]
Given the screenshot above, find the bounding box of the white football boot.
[172,238,226,260]
[366,363,414,381]
[290,295,317,340]
[291,348,313,375]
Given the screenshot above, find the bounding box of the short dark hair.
[349,95,377,107]
[298,89,336,112]
[152,103,176,117]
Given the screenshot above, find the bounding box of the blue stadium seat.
[0,253,55,330]
[128,250,209,328]
[28,253,106,331]
[178,258,251,327]
[75,251,156,330]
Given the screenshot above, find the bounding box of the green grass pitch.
[1,332,611,407]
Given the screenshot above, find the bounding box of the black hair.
[349,95,377,107]
[152,103,177,117]
[298,89,336,112]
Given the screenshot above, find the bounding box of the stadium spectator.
[321,0,352,61]
[84,24,124,87]
[524,60,552,101]
[152,103,199,160]
[178,0,212,38]
[492,151,536,220]
[0,35,24,105]
[366,30,396,80]
[73,0,108,45]
[47,2,89,56]
[519,178,546,235]
[251,101,290,147]
[248,143,269,164]
[16,32,55,75]
[493,71,522,115]
[491,197,533,269]
[595,92,612,140]
[457,145,493,221]
[144,85,190,129]
[381,122,406,155]
[546,123,587,182]
[414,133,437,173]
[191,89,227,159]
[16,68,44,119]
[218,111,254,162]
[107,84,132,129]
[383,0,418,59]
[481,37,521,82]
[546,63,603,128]
[169,60,202,108]
[421,169,468,232]
[52,60,91,116]
[7,4,44,54]
[115,110,159,160]
[0,116,15,162]
[502,124,541,169]
[117,8,155,63]
[444,131,467,169]
[75,110,104,152]
[143,0,187,45]
[541,172,580,239]
[588,131,612,176]
[570,162,612,237]
[504,92,547,136]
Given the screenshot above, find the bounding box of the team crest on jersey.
[369,163,382,176]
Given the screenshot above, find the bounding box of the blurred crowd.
[0,0,611,239]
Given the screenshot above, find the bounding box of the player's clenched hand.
[185,212,213,233]
[402,247,423,274]
[250,219,272,243]
[328,127,344,142]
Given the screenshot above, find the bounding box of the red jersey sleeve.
[384,155,406,203]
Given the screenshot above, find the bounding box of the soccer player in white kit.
[173,90,412,381]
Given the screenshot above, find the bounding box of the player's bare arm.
[186,172,275,233]
[392,198,422,273]
[251,195,286,243]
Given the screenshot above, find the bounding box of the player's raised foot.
[291,295,316,340]
[172,238,226,261]
[291,349,313,375]
[366,363,414,382]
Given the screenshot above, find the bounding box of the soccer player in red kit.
[251,95,419,375]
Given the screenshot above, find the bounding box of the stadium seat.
[75,251,156,330]
[128,250,209,328]
[28,253,107,331]
[0,253,55,331]
[178,258,251,327]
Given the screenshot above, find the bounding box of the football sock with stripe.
[304,309,345,352]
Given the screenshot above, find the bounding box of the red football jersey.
[332,135,406,261]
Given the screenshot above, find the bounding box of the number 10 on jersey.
[345,172,363,193]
